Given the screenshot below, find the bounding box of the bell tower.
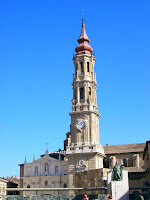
[66,19,105,192]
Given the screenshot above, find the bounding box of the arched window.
[122,158,127,167]
[63,183,67,188]
[35,167,38,175]
[27,185,30,188]
[80,62,83,72]
[87,62,89,72]
[55,166,58,174]
[80,88,84,99]
[88,87,91,96]
[76,64,78,77]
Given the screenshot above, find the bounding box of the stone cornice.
[73,54,96,61]
[72,79,97,86]
[69,110,101,117]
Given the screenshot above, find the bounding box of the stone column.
[84,83,86,103]
[94,86,97,105]
[76,83,80,111]
[76,69,79,81]
[83,82,88,111]
[76,84,79,104]
[83,61,86,80]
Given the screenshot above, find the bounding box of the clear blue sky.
[0,0,150,178]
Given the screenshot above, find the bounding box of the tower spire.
[78,18,90,43]
[75,19,93,55]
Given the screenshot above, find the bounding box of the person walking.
[106,194,112,199]
[82,193,89,200]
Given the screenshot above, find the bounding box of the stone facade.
[103,143,145,169]
[19,151,68,195]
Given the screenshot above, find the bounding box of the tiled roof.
[104,143,145,154]
[41,152,65,160]
[124,167,145,173]
[6,176,20,184]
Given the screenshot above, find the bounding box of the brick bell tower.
[66,19,105,193]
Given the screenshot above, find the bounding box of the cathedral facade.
[19,151,68,195]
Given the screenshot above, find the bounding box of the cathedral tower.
[66,19,105,192]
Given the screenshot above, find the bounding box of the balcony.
[66,142,104,155]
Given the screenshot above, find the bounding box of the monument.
[107,162,129,200]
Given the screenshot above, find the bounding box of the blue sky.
[0,0,150,178]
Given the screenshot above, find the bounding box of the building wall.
[104,152,144,168]
[143,141,150,187]
[19,164,24,195]
[75,168,109,195]
[22,175,68,195]
[75,168,145,195]
[0,179,7,198]
[20,154,68,195]
[128,172,145,194]
[24,159,68,177]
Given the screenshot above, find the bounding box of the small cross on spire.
[46,142,48,152]
[33,154,35,162]
[24,156,27,163]
[45,143,49,155]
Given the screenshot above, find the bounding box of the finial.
[82,9,85,27]
[24,156,27,163]
[46,142,48,152]
[82,18,85,27]
[59,150,61,161]
[45,142,49,155]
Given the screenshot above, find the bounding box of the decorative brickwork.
[75,168,109,195]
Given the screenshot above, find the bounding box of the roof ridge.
[104,142,145,147]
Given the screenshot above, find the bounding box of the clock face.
[77,120,85,129]
[76,119,88,131]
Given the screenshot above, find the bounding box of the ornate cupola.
[75,19,93,55]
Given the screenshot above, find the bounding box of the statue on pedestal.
[112,162,123,181]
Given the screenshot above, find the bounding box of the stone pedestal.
[107,170,129,200]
